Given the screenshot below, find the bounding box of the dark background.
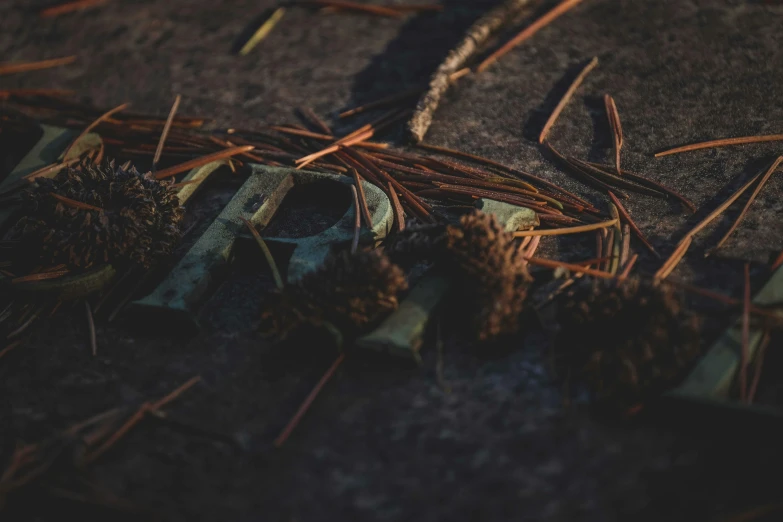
[2,1,783,520]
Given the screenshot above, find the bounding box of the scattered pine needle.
[513,218,617,238]
[12,270,69,283]
[655,134,783,157]
[771,250,783,271]
[339,87,422,119]
[0,340,23,361]
[85,301,97,357]
[604,94,623,175]
[239,7,286,56]
[707,156,782,256]
[476,0,585,73]
[350,168,373,228]
[274,353,346,447]
[0,88,76,100]
[350,185,361,254]
[619,253,639,280]
[62,102,129,160]
[299,106,333,135]
[22,157,80,181]
[50,193,103,211]
[524,256,617,279]
[240,217,284,290]
[299,0,404,17]
[387,182,406,233]
[0,56,77,75]
[155,146,255,179]
[153,94,182,169]
[295,129,374,169]
[40,0,107,17]
[740,263,751,403]
[539,57,599,144]
[654,236,692,280]
[607,191,659,258]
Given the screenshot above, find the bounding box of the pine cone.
[260,249,408,342]
[443,211,531,342]
[384,219,446,269]
[553,278,701,410]
[10,158,183,270]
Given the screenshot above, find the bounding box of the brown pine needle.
[85,301,97,357]
[274,353,346,447]
[300,0,404,17]
[153,94,182,168]
[295,129,374,169]
[740,263,751,403]
[239,7,286,56]
[607,191,659,258]
[476,0,585,73]
[0,55,76,75]
[40,0,107,17]
[771,250,783,271]
[619,253,639,280]
[240,217,284,290]
[339,87,422,119]
[604,94,623,175]
[387,182,406,233]
[539,57,599,144]
[654,236,692,280]
[350,185,361,254]
[707,156,783,256]
[685,170,763,239]
[384,3,444,12]
[747,330,770,405]
[0,88,76,100]
[12,270,69,283]
[448,67,471,82]
[524,256,616,279]
[50,193,103,211]
[62,102,129,160]
[0,340,23,361]
[299,107,333,135]
[22,157,80,181]
[150,375,202,410]
[155,146,255,179]
[513,218,617,238]
[655,134,783,157]
[619,223,631,266]
[351,168,372,227]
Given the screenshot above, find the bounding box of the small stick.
[407,0,538,142]
[604,94,623,176]
[740,263,751,403]
[39,0,107,17]
[62,102,129,160]
[607,191,659,258]
[50,193,103,211]
[0,56,76,75]
[525,257,617,279]
[707,156,783,256]
[747,330,770,405]
[274,353,346,447]
[240,217,284,290]
[152,94,182,169]
[476,0,585,73]
[239,7,286,56]
[350,186,361,254]
[539,57,599,144]
[513,219,617,237]
[85,301,97,357]
[155,146,255,179]
[350,169,373,227]
[298,0,404,17]
[387,182,406,233]
[655,134,783,157]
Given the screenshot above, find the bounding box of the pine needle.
[513,219,618,237]
[240,217,284,290]
[655,134,783,157]
[0,56,76,75]
[153,94,182,169]
[239,7,286,56]
[539,57,599,144]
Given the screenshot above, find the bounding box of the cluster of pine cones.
[10,158,183,270]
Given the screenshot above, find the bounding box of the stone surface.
[1,1,783,521]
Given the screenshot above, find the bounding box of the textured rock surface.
[1,1,783,521]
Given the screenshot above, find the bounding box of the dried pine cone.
[553,278,701,411]
[10,158,183,270]
[260,249,408,342]
[443,211,531,342]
